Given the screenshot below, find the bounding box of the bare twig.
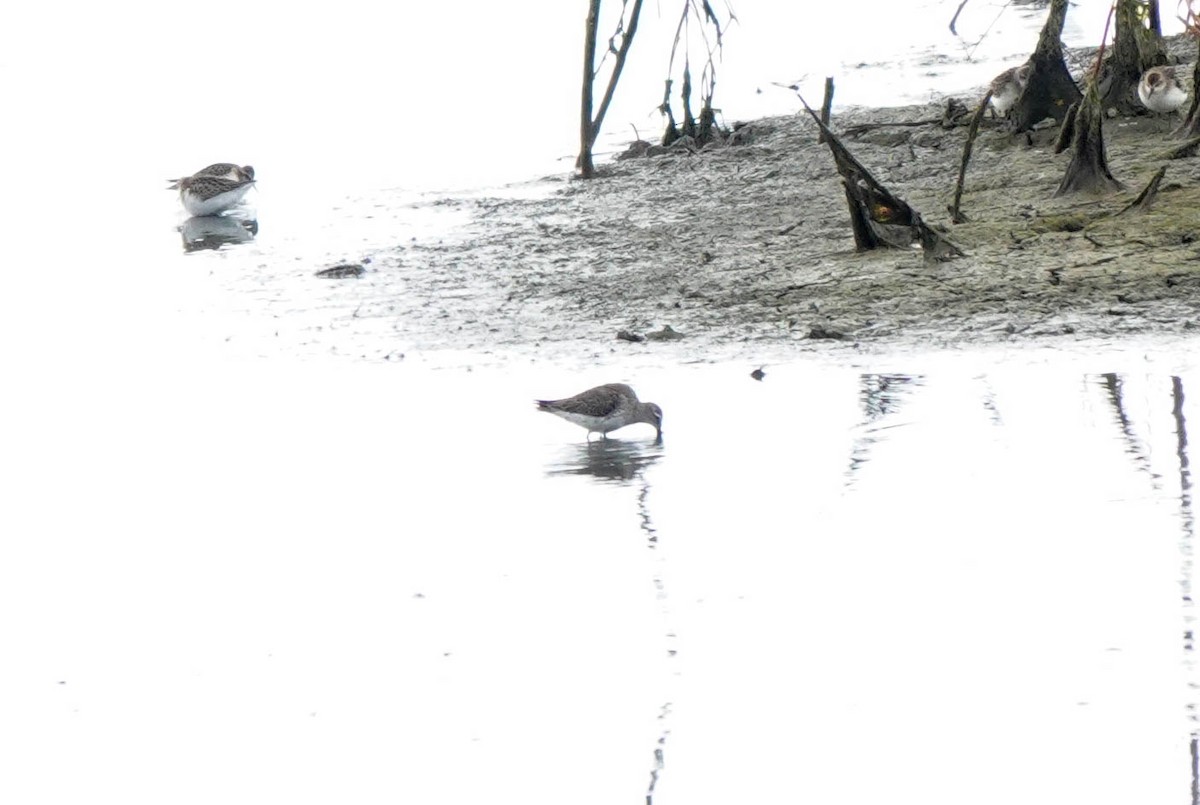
[1117,165,1167,214]
[579,0,646,177]
[950,90,993,224]
[778,220,804,235]
[1093,4,1113,83]
[818,77,834,143]
[591,0,645,146]
[660,0,735,145]
[842,118,946,136]
[948,0,970,34]
[1053,101,1080,153]
[1161,135,1200,159]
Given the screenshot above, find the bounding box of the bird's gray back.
[547,383,636,418]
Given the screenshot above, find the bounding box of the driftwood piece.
[799,98,964,261]
[949,91,993,224]
[843,119,944,137]
[1055,82,1123,196]
[1010,0,1083,133]
[844,100,970,138]
[1160,135,1200,160]
[942,98,971,127]
[1117,165,1167,215]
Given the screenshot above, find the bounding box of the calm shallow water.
[4,354,1197,804]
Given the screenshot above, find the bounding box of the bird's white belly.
[1140,83,1187,113]
[553,410,621,433]
[990,87,1019,115]
[181,184,253,217]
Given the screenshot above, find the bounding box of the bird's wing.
[543,384,629,418]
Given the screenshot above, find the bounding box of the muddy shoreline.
[371,65,1200,362]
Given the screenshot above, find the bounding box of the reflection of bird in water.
[545,439,663,483]
[167,163,254,190]
[535,383,662,441]
[988,62,1031,117]
[1138,66,1187,114]
[179,215,257,252]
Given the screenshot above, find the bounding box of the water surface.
[4,355,1196,804]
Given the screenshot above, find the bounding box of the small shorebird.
[1138,66,1187,114]
[535,383,663,440]
[177,173,256,217]
[989,62,1031,117]
[167,163,254,190]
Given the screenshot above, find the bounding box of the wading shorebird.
[988,62,1032,117]
[167,163,254,190]
[176,172,256,217]
[535,383,663,441]
[1138,65,1188,114]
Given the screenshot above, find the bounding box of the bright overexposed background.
[1,3,1197,804]
[2,0,1179,196]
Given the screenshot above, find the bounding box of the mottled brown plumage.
[167,163,254,190]
[989,63,1031,117]
[177,174,256,217]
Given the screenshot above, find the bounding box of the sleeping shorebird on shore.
[167,163,254,190]
[988,62,1031,117]
[1138,66,1187,114]
[176,173,256,217]
[535,383,663,441]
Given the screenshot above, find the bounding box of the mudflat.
[383,96,1200,360]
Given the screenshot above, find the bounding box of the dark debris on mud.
[370,96,1200,359]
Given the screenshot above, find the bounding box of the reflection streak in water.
[841,369,1198,795]
[1173,375,1195,545]
[1172,375,1199,799]
[538,365,1198,800]
[1097,372,1162,488]
[845,373,924,486]
[543,436,674,803]
[977,373,1004,426]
